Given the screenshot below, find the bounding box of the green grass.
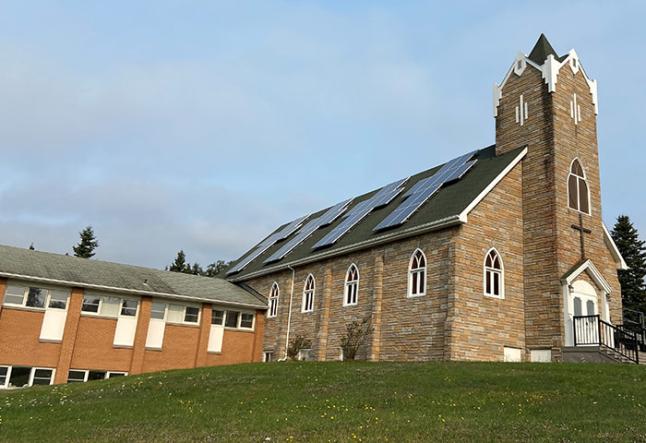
[1,362,646,442]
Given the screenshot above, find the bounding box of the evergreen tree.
[611,215,646,315]
[28,243,35,251]
[168,250,190,273]
[204,260,231,277]
[73,226,99,259]
[189,262,204,276]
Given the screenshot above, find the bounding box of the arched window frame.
[407,249,427,298]
[302,274,316,313]
[268,282,280,318]
[567,158,591,215]
[483,248,505,299]
[343,264,360,307]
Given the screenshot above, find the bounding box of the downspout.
[281,265,296,361]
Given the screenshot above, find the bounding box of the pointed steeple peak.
[528,34,560,65]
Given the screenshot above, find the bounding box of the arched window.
[268,283,279,318]
[344,264,359,306]
[408,249,427,297]
[568,159,590,214]
[302,274,315,313]
[484,249,504,298]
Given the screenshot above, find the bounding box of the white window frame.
[150,301,168,321]
[483,248,505,299]
[239,311,255,330]
[183,305,201,324]
[567,158,591,215]
[211,307,225,326]
[302,274,316,313]
[28,367,55,387]
[0,365,10,389]
[119,298,139,318]
[263,351,274,362]
[81,295,103,315]
[407,249,427,298]
[67,369,90,383]
[343,264,360,307]
[268,283,280,318]
[106,371,127,379]
[3,286,50,310]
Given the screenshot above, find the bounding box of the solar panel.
[373,151,477,231]
[226,215,308,275]
[313,178,408,249]
[264,199,351,263]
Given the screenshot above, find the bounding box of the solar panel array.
[373,151,477,231]
[313,178,408,249]
[226,215,308,275]
[264,199,351,263]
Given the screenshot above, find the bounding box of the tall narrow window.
[568,159,590,214]
[484,249,504,299]
[268,283,279,318]
[344,264,359,306]
[408,249,427,297]
[302,274,315,313]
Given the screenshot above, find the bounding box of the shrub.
[287,335,313,361]
[340,315,373,360]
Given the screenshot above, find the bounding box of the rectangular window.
[0,366,8,387]
[150,302,166,320]
[8,367,31,388]
[107,372,126,379]
[88,371,107,381]
[240,313,254,329]
[225,311,240,328]
[263,352,274,362]
[184,306,200,323]
[120,300,138,317]
[82,296,101,313]
[26,287,47,308]
[211,309,225,325]
[31,368,54,386]
[67,370,87,383]
[4,287,26,306]
[48,291,68,310]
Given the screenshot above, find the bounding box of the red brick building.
[0,245,266,388]
[227,35,633,364]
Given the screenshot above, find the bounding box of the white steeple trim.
[494,47,599,117]
[541,54,560,93]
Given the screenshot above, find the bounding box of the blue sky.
[0,1,644,268]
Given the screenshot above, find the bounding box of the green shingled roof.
[228,145,526,281]
[0,244,266,308]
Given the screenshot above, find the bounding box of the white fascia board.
[602,223,629,270]
[561,259,613,295]
[458,147,528,223]
[0,271,266,310]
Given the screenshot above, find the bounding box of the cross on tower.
[571,213,592,259]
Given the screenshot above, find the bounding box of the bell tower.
[493,35,623,360]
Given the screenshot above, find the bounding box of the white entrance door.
[568,280,598,346]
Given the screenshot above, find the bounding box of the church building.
[226,35,631,364]
[0,35,638,389]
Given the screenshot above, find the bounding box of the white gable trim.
[561,259,612,295]
[458,147,528,223]
[602,224,629,270]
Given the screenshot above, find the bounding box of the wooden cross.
[571,213,592,260]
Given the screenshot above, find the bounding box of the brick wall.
[0,279,264,385]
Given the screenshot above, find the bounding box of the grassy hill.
[1,362,645,442]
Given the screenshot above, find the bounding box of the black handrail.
[573,315,640,364]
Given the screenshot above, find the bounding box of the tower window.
[568,159,590,214]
